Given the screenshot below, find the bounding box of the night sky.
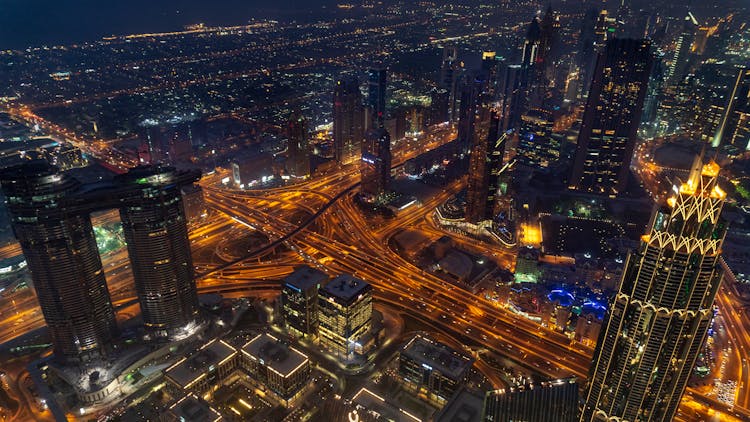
[0,0,336,49]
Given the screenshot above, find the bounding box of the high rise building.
[481,51,499,100]
[496,62,523,132]
[333,75,364,164]
[367,65,387,128]
[429,88,450,125]
[579,9,617,97]
[118,166,201,338]
[286,112,310,178]
[360,127,391,199]
[581,157,728,421]
[281,266,328,339]
[0,161,118,364]
[570,38,653,196]
[483,378,579,422]
[578,7,600,96]
[538,6,560,90]
[0,161,202,363]
[440,46,461,122]
[666,14,698,87]
[517,108,557,170]
[713,67,750,149]
[465,113,507,224]
[458,73,489,146]
[318,274,373,359]
[641,51,666,126]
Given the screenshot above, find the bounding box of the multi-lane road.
[2,123,749,421]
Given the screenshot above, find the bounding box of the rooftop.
[435,388,484,422]
[165,394,223,422]
[401,335,473,381]
[283,265,328,292]
[241,333,309,378]
[165,339,236,389]
[320,274,372,305]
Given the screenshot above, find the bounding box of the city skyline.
[0,1,748,421]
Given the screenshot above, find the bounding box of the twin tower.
[0,160,201,364]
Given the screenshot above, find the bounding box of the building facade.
[0,161,201,363]
[0,161,118,363]
[118,166,200,338]
[483,378,579,422]
[581,158,728,421]
[398,334,474,405]
[281,265,328,338]
[367,66,387,128]
[360,127,392,199]
[465,113,507,224]
[318,274,373,359]
[570,38,653,196]
[286,112,310,178]
[333,75,364,164]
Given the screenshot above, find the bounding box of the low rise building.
[398,334,474,405]
[240,333,312,406]
[165,339,238,396]
[162,394,223,422]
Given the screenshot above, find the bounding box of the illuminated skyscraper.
[333,75,364,164]
[465,111,506,224]
[360,127,391,198]
[118,166,201,338]
[458,73,488,146]
[440,46,461,121]
[517,108,557,170]
[0,161,117,364]
[282,266,328,339]
[367,65,387,128]
[570,38,652,196]
[286,112,310,178]
[713,67,750,149]
[496,62,523,132]
[0,161,202,363]
[666,14,698,87]
[318,274,373,359]
[581,157,728,421]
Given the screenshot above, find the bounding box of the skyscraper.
[496,62,523,132]
[360,127,391,199]
[0,161,117,364]
[570,38,653,196]
[118,166,201,338]
[333,75,364,164]
[458,73,487,146]
[282,266,328,339]
[713,67,750,149]
[578,7,600,96]
[538,6,560,89]
[517,108,557,170]
[465,112,506,224]
[666,14,698,87]
[0,161,202,363]
[440,46,461,122]
[318,274,373,359]
[483,378,579,422]
[367,65,387,128]
[581,157,728,421]
[286,112,310,178]
[429,88,450,125]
